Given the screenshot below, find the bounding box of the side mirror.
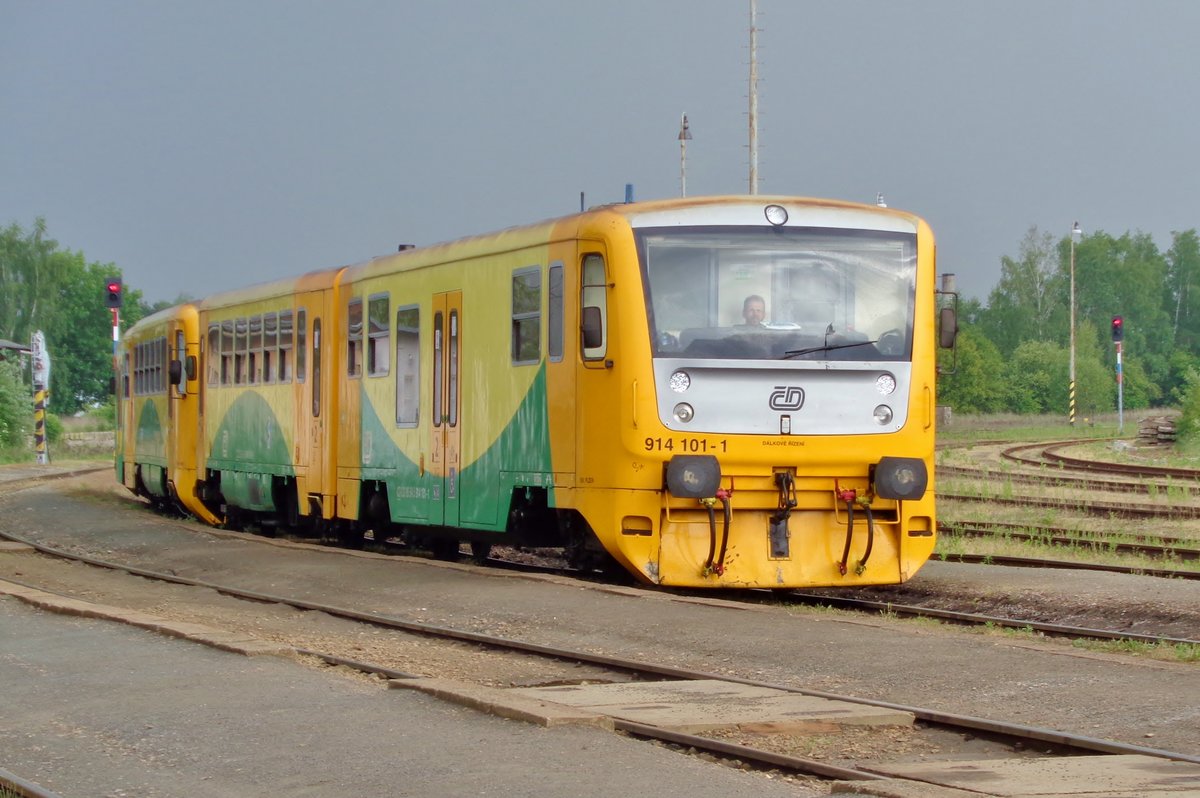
[168,359,184,386]
[939,307,958,349]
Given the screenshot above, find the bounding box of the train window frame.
[297,309,307,384]
[248,315,263,384]
[220,320,235,385]
[394,304,420,427]
[448,309,459,427]
[548,261,564,362]
[262,313,277,384]
[207,324,220,386]
[367,292,390,378]
[278,309,293,382]
[234,318,248,385]
[581,253,608,361]
[433,311,443,428]
[511,266,541,365]
[347,297,364,378]
[312,317,322,417]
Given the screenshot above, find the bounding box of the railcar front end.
[571,197,948,588]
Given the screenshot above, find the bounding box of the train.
[116,195,956,589]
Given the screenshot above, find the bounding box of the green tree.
[979,226,1060,357]
[1167,230,1200,345]
[937,326,1011,413]
[0,358,31,451]
[0,219,146,415]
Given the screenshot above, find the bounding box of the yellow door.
[430,291,462,526]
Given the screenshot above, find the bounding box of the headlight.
[669,370,691,392]
[873,457,928,500]
[876,373,896,395]
[873,405,893,425]
[673,403,695,423]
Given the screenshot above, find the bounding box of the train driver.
[738,294,767,328]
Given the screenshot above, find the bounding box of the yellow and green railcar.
[121,195,953,590]
[334,195,954,588]
[117,303,212,521]
[191,267,344,531]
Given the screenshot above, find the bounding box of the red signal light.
[105,278,122,309]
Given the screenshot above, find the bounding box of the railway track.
[5,525,1200,791]
[940,520,1200,568]
[6,464,1200,794]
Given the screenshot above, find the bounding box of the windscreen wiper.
[783,339,878,359]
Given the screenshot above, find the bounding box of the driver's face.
[743,301,765,325]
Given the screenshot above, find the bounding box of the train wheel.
[430,537,460,561]
[469,541,492,565]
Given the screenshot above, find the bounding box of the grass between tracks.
[935,411,1200,573]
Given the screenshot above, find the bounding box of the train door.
[119,348,135,489]
[292,292,328,518]
[430,290,462,527]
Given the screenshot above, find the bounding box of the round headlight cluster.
[873,405,893,426]
[669,370,691,393]
[876,373,896,395]
[674,403,695,423]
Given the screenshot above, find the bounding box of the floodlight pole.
[678,113,692,197]
[748,0,759,194]
[1068,221,1081,426]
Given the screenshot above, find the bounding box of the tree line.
[0,219,159,450]
[939,225,1200,423]
[2,216,1200,453]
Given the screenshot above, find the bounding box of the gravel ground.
[3,471,1200,761]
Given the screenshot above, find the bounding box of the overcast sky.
[4,1,1199,304]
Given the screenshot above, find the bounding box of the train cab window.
[248,315,263,384]
[234,318,248,384]
[207,324,220,386]
[297,309,307,383]
[278,310,293,382]
[581,254,608,360]
[220,320,234,385]
[367,293,390,377]
[262,313,277,384]
[347,298,363,378]
[548,262,563,361]
[395,305,419,427]
[511,266,541,365]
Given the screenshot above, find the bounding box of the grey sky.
[4,1,1198,304]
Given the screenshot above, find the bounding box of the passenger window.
[395,305,420,426]
[207,324,220,386]
[278,310,293,382]
[367,293,390,377]
[549,262,563,362]
[511,266,541,365]
[347,298,363,378]
[297,309,307,383]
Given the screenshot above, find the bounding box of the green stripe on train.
[360,364,553,531]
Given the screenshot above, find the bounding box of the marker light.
[764,204,788,226]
